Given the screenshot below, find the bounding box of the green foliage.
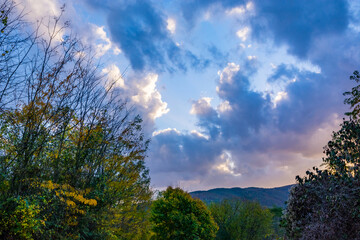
[283,168,360,239]
[0,197,44,240]
[269,207,285,239]
[283,70,360,239]
[209,199,273,240]
[344,70,360,119]
[150,187,218,240]
[0,2,152,239]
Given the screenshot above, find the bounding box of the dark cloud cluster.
[148,0,360,190]
[84,0,209,72]
[180,0,349,58]
[250,0,349,58]
[149,129,223,187]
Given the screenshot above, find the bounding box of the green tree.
[283,70,360,240]
[150,187,218,240]
[269,206,285,239]
[0,2,152,239]
[209,199,273,240]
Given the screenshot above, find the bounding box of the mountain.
[190,185,293,207]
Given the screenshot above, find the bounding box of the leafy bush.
[209,199,273,240]
[150,187,218,240]
[283,71,360,239]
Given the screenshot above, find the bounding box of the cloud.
[89,25,121,57]
[14,0,66,42]
[79,0,360,190]
[103,65,169,129]
[236,26,250,41]
[131,73,169,120]
[226,6,245,16]
[15,0,60,18]
[148,53,353,190]
[180,0,244,27]
[190,97,213,115]
[253,0,349,58]
[148,128,224,188]
[180,0,349,59]
[166,18,176,34]
[25,0,360,190]
[84,0,208,72]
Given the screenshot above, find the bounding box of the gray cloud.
[180,0,349,59]
[148,129,223,186]
[84,0,209,72]
[250,0,349,58]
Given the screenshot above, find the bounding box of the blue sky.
[16,0,360,191]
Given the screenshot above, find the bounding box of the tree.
[209,199,273,240]
[0,2,152,239]
[150,187,218,240]
[0,0,35,109]
[269,206,285,239]
[283,70,360,240]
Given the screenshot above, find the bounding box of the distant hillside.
[190,185,293,207]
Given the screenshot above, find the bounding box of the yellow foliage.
[39,180,97,214]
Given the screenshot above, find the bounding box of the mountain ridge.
[190,184,294,207]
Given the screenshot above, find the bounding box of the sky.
[14,0,360,191]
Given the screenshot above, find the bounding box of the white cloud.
[190,130,210,140]
[217,62,240,86]
[14,0,65,42]
[226,2,254,16]
[226,6,245,15]
[113,46,122,55]
[217,100,232,113]
[236,27,250,41]
[89,25,123,57]
[190,97,212,115]
[166,18,176,34]
[92,25,112,57]
[214,151,241,176]
[131,73,169,120]
[246,1,254,11]
[15,0,60,20]
[273,91,288,107]
[102,64,125,88]
[103,65,169,121]
[153,128,180,137]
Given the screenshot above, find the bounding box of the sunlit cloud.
[226,6,245,16]
[190,97,212,115]
[273,91,288,108]
[153,128,180,137]
[131,73,170,120]
[102,64,125,88]
[217,101,232,113]
[92,25,121,57]
[166,18,176,34]
[214,151,241,177]
[236,27,250,41]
